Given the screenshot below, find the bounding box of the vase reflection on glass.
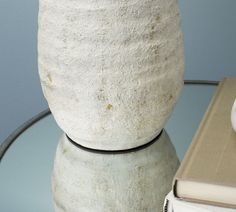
[52,130,179,212]
[38,0,184,211]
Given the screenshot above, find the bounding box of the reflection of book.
[164,192,236,212]
[173,78,236,208]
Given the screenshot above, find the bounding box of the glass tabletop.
[0,83,217,212]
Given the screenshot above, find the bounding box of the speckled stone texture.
[38,0,184,150]
[52,130,179,212]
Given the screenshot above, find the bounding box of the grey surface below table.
[0,81,218,212]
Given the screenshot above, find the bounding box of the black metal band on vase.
[66,130,163,155]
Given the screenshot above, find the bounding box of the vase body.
[38,0,184,150]
[52,130,179,212]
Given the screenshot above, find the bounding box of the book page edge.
[175,180,236,208]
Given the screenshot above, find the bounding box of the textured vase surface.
[52,130,179,212]
[38,0,184,150]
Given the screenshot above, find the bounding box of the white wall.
[1,0,236,144]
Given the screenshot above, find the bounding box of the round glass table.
[0,81,218,212]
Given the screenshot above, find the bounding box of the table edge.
[0,109,51,161]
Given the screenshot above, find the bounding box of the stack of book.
[164,78,236,212]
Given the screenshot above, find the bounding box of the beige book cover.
[173,77,236,208]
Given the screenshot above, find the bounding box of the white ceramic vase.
[38,0,184,150]
[38,0,184,210]
[52,130,179,212]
